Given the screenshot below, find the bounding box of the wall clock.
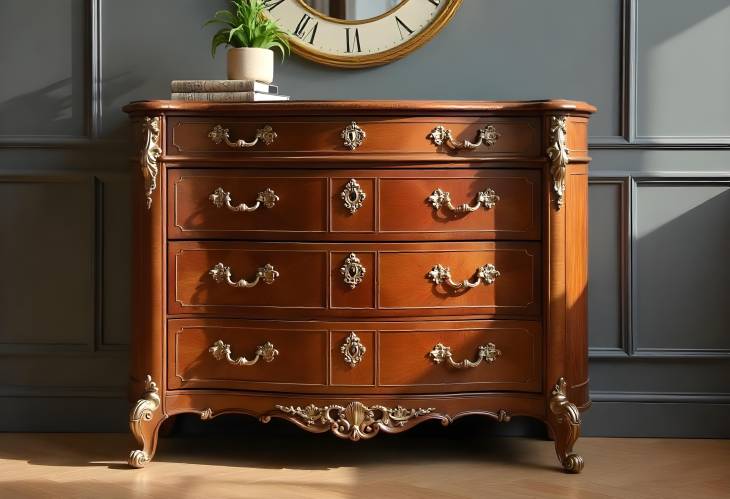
[262,0,462,68]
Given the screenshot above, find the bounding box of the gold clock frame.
[279,0,463,69]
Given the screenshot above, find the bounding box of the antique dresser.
[123,100,595,472]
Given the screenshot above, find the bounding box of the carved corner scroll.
[128,375,162,468]
[270,402,440,441]
[547,116,569,210]
[140,116,162,210]
[548,377,584,473]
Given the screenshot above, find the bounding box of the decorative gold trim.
[429,342,501,369]
[428,263,500,290]
[341,122,366,150]
[549,377,584,473]
[428,187,500,214]
[128,375,161,468]
[428,124,500,151]
[272,402,436,441]
[340,253,366,289]
[200,408,214,420]
[209,339,279,366]
[209,262,279,288]
[547,116,569,210]
[208,124,277,149]
[209,186,279,212]
[340,332,366,367]
[140,117,162,210]
[340,178,366,214]
[270,0,463,68]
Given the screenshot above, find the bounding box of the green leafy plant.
[206,0,290,59]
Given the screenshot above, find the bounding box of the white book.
[171,80,278,94]
[171,92,291,102]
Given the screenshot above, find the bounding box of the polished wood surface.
[125,100,594,471]
[2,434,729,499]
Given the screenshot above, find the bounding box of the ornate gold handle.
[209,187,279,212]
[428,125,499,151]
[209,339,279,366]
[428,263,500,290]
[429,342,501,369]
[209,262,279,288]
[428,188,500,214]
[208,124,277,149]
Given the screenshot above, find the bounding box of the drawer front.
[168,321,327,390]
[169,169,540,241]
[377,170,540,238]
[377,243,540,315]
[167,117,540,158]
[170,242,539,318]
[167,319,540,394]
[170,170,327,235]
[378,322,541,392]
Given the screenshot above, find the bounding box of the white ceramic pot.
[227,47,274,83]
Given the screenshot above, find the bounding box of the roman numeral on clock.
[345,28,362,53]
[294,14,319,44]
[263,0,285,11]
[427,0,440,5]
[395,17,414,40]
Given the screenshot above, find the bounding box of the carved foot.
[128,375,165,468]
[547,377,584,473]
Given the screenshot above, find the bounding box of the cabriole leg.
[128,375,165,468]
[547,377,584,473]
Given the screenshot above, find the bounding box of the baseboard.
[1,398,728,438]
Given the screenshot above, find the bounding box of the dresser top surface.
[123,99,596,115]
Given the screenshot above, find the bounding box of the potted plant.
[207,0,290,83]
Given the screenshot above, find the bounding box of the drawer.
[169,170,327,236]
[378,322,541,392]
[169,169,540,241]
[166,116,540,158]
[170,242,539,318]
[167,319,540,394]
[168,320,327,390]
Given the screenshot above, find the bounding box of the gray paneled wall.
[0,0,728,436]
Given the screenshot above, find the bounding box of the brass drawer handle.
[209,339,279,366]
[428,263,500,290]
[340,332,366,367]
[429,342,501,369]
[428,187,499,214]
[340,253,366,289]
[428,125,499,151]
[208,124,277,149]
[209,262,279,288]
[341,178,366,214]
[209,187,279,212]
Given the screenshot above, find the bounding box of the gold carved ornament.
[340,332,366,367]
[128,375,161,468]
[209,262,279,288]
[209,339,279,366]
[429,342,501,369]
[208,124,277,149]
[428,124,500,152]
[140,116,162,210]
[428,263,500,291]
[209,186,279,212]
[428,187,500,215]
[270,402,437,441]
[547,116,569,210]
[341,178,366,214]
[340,253,366,289]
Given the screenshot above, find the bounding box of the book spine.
[170,81,277,93]
[171,92,289,102]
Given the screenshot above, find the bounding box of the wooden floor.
[0,430,728,498]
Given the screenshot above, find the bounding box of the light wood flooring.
[0,430,728,498]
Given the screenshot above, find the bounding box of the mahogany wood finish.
[124,100,595,472]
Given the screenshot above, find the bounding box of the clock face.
[262,0,462,68]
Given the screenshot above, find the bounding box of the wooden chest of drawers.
[124,100,595,472]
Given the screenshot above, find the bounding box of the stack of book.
[170,80,290,102]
